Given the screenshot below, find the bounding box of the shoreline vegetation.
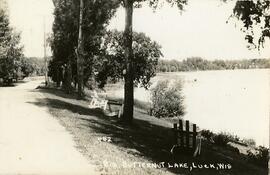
[156,58,270,73]
[36,73,268,174]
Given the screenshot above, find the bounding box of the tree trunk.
[65,58,72,94]
[56,66,60,87]
[121,0,134,124]
[77,0,84,99]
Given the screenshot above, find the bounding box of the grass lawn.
[34,86,267,175]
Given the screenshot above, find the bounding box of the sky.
[7,0,54,58]
[7,0,270,60]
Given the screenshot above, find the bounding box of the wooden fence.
[172,120,197,153]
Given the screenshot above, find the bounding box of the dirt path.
[0,79,98,175]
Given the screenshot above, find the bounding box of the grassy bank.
[35,85,267,175]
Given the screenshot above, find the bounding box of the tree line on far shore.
[157,57,270,72]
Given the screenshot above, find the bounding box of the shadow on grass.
[28,97,104,118]
[35,86,81,100]
[29,97,173,158]
[29,88,267,175]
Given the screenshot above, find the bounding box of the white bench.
[88,91,123,117]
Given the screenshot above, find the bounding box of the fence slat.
[193,124,197,150]
[173,123,177,145]
[186,120,189,148]
[179,119,184,147]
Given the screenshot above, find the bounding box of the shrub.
[247,146,269,168]
[213,132,230,146]
[230,135,240,142]
[150,80,185,118]
[227,145,240,155]
[242,138,256,147]
[201,129,214,141]
[225,133,240,143]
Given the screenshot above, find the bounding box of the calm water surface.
[134,69,269,146]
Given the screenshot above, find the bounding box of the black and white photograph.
[0,0,269,174]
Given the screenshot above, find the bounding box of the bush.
[150,80,185,118]
[247,146,269,168]
[213,132,230,146]
[201,129,214,141]
[230,134,240,142]
[242,138,256,147]
[227,144,240,154]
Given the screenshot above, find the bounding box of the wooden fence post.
[179,119,183,147]
[193,124,197,150]
[173,123,177,145]
[186,120,189,148]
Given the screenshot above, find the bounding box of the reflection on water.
[135,69,269,147]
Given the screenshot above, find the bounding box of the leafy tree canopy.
[49,0,120,85]
[96,30,163,89]
[120,0,187,10]
[231,0,270,49]
[0,5,23,81]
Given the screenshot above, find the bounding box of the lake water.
[133,69,269,147]
[111,69,269,146]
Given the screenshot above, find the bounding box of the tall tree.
[120,0,187,123]
[51,0,78,90]
[0,2,23,84]
[122,0,134,123]
[50,0,119,95]
[77,0,84,98]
